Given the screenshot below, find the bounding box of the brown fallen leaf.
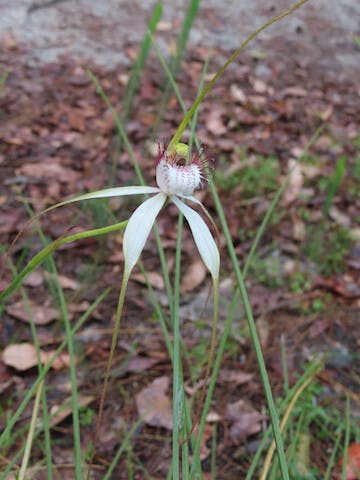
[256,316,270,348]
[66,108,86,132]
[44,272,80,290]
[132,271,165,290]
[292,215,306,241]
[230,84,247,104]
[42,351,71,371]
[314,276,360,298]
[218,369,253,385]
[226,400,265,444]
[68,301,91,313]
[206,106,227,136]
[250,77,268,93]
[136,376,173,430]
[329,206,351,228]
[339,442,360,480]
[281,159,304,206]
[6,300,58,325]
[17,160,80,182]
[23,270,44,287]
[121,356,160,375]
[283,86,308,97]
[49,395,94,427]
[2,343,71,371]
[180,260,207,293]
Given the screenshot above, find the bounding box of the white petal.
[55,186,160,207]
[123,192,167,276]
[171,196,220,280]
[177,194,203,206]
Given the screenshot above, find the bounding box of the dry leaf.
[226,400,265,444]
[6,300,58,325]
[121,356,160,375]
[292,215,306,241]
[283,86,308,97]
[339,443,360,480]
[42,351,71,371]
[329,206,351,228]
[136,376,173,430]
[156,21,173,31]
[256,316,270,348]
[206,107,227,136]
[44,272,80,290]
[218,369,253,385]
[66,108,86,132]
[2,343,41,371]
[251,78,267,93]
[230,84,247,104]
[180,260,206,293]
[2,343,71,371]
[17,161,80,182]
[132,271,165,290]
[281,159,304,206]
[23,270,44,287]
[50,395,94,427]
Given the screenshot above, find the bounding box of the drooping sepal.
[171,196,220,280]
[123,192,167,276]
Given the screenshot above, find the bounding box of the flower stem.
[18,380,44,480]
[172,213,184,479]
[86,273,130,479]
[189,276,219,478]
[168,0,310,149]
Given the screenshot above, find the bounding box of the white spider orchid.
[64,143,219,280]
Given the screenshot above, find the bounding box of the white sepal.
[123,192,167,276]
[58,186,160,206]
[171,196,220,280]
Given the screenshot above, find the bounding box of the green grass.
[248,247,283,288]
[215,155,280,197]
[304,223,351,276]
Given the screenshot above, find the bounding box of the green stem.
[0,221,127,303]
[205,277,219,387]
[172,213,184,480]
[341,396,351,480]
[189,277,219,479]
[86,273,130,479]
[18,381,44,480]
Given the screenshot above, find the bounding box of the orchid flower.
[62,143,219,281]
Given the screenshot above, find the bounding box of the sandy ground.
[0,0,359,80]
